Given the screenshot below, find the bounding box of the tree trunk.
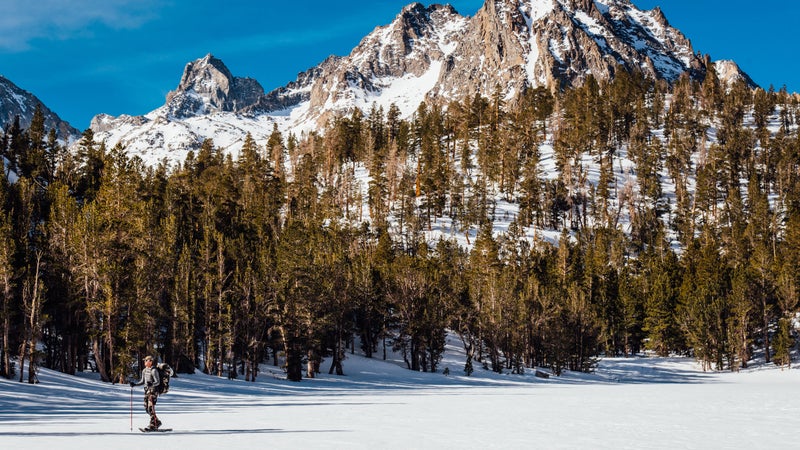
[763,304,771,364]
[328,330,344,375]
[306,349,316,379]
[66,334,77,375]
[18,342,26,383]
[1,287,9,379]
[464,342,474,376]
[286,345,303,382]
[281,327,302,382]
[22,252,44,384]
[92,339,110,382]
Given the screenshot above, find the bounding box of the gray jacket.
[132,366,161,391]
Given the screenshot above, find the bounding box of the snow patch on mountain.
[362,60,445,118]
[527,0,555,22]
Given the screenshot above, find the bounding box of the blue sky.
[0,0,797,130]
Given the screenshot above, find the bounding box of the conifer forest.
[2,69,800,384]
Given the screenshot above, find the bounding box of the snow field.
[2,350,798,449]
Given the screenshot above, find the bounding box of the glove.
[129,381,135,387]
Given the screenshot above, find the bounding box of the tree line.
[1,66,799,384]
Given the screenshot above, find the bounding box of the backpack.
[155,363,174,394]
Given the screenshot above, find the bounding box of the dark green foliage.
[2,68,800,384]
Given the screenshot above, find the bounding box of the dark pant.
[144,391,160,427]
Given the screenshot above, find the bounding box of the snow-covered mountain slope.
[87,0,755,165]
[299,3,469,122]
[0,74,79,140]
[90,110,289,167]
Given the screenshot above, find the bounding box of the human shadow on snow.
[0,428,348,437]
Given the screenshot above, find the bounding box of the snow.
[520,0,554,86]
[594,1,610,16]
[574,10,605,37]
[11,91,28,112]
[526,35,541,85]
[3,342,798,449]
[2,156,18,183]
[324,5,467,120]
[626,3,666,41]
[527,0,556,22]
[360,60,445,118]
[91,109,283,167]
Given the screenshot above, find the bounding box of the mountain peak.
[164,54,264,118]
[400,2,457,15]
[650,5,669,26]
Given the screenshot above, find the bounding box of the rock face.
[88,0,757,163]
[0,75,79,139]
[248,56,341,115]
[713,59,756,88]
[276,0,737,125]
[164,54,266,118]
[295,3,469,123]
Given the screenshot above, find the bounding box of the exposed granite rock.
[164,54,265,118]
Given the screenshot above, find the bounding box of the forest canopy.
[1,69,799,384]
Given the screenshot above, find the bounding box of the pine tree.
[6,115,28,176]
[21,105,48,181]
[76,144,148,382]
[678,230,731,370]
[75,130,105,202]
[274,220,319,381]
[267,123,285,180]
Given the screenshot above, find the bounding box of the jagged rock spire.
[165,54,265,118]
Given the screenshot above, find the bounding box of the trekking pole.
[130,385,133,431]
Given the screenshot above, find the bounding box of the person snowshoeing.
[130,355,163,431]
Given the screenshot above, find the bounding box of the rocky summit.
[164,53,266,118]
